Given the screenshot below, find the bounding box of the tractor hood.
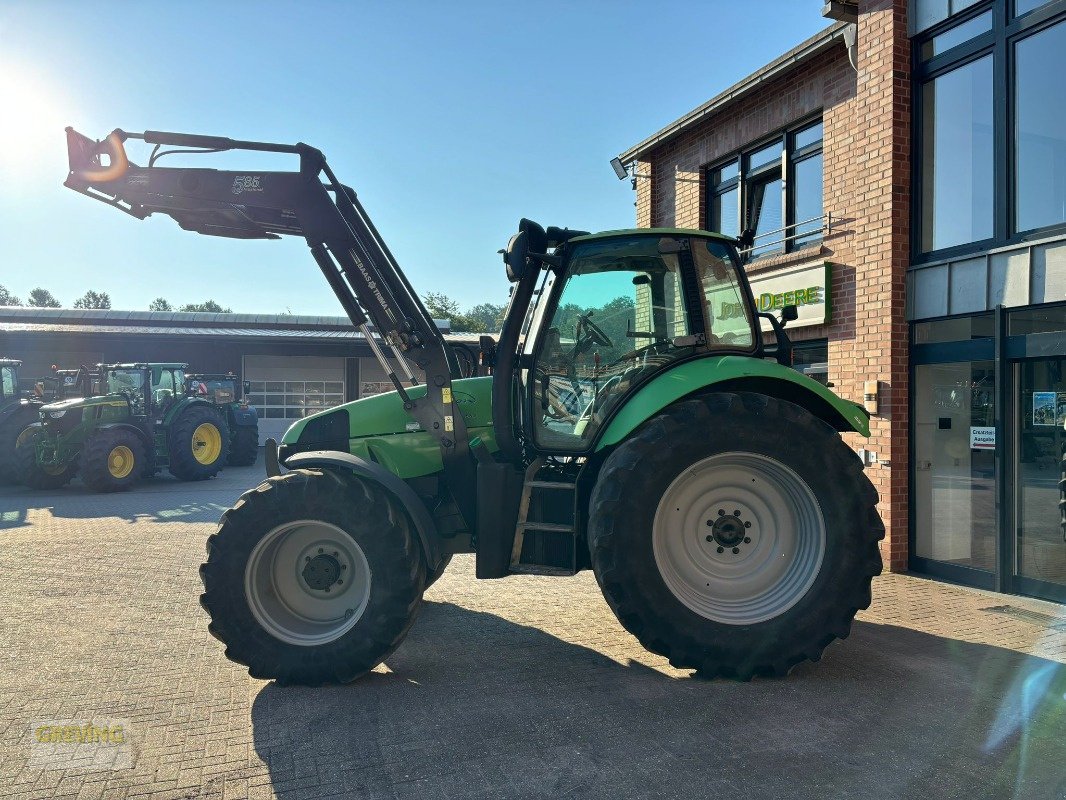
[279,376,496,479]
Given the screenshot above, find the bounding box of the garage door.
[243,356,345,444]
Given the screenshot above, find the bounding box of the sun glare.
[0,65,70,178]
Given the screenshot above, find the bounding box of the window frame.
[912,0,1066,265]
[705,115,825,259]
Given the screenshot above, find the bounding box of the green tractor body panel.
[34,394,133,467]
[282,376,498,479]
[595,356,871,450]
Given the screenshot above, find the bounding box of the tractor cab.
[493,221,803,463]
[102,363,187,418]
[186,373,251,407]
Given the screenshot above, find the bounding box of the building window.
[706,118,824,258]
[1014,18,1066,233]
[914,0,1066,261]
[248,380,344,419]
[919,54,994,251]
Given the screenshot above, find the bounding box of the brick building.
[616,0,1066,604]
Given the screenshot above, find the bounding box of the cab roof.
[103,362,188,370]
[568,227,738,245]
[0,359,21,368]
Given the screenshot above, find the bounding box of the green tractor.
[0,360,95,483]
[187,373,260,466]
[15,361,229,492]
[66,127,883,684]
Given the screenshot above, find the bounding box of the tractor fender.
[281,449,444,569]
[163,397,216,427]
[95,422,154,450]
[593,355,871,451]
[229,406,258,428]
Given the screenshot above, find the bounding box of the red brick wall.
[637,2,911,570]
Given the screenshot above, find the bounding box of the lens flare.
[0,64,70,180]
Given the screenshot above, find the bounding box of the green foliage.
[552,295,636,366]
[422,291,487,333]
[73,290,111,309]
[26,288,61,308]
[0,285,22,306]
[179,300,232,313]
[149,298,173,312]
[466,302,506,333]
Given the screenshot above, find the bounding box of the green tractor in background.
[65,127,884,685]
[15,362,229,492]
[0,360,96,483]
[187,373,260,467]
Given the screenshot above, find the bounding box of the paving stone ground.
[0,462,1064,800]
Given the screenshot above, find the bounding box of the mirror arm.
[757,312,794,367]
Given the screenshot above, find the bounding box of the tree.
[149,297,173,312]
[422,291,486,333]
[73,290,111,309]
[26,288,61,308]
[179,300,232,313]
[466,302,506,333]
[0,285,22,306]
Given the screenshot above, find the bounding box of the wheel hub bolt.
[706,535,713,542]
[717,546,724,553]
[744,537,751,544]
[744,521,751,528]
[717,509,725,516]
[733,510,740,516]
[732,547,740,554]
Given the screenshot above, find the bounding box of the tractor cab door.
[0,365,16,402]
[525,233,758,454]
[150,367,184,417]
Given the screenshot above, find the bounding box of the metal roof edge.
[616,22,847,164]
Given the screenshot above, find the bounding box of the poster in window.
[1057,393,1066,426]
[1033,392,1057,426]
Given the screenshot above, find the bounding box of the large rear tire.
[0,404,40,483]
[199,468,426,685]
[424,553,453,589]
[80,428,146,493]
[588,392,884,679]
[13,423,76,490]
[168,405,229,481]
[227,426,259,467]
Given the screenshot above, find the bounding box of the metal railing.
[738,213,833,257]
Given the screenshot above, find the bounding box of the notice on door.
[970,426,995,450]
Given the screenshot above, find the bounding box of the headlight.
[48,410,66,419]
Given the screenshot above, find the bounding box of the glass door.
[1013,358,1066,602]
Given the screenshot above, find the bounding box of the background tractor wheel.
[227,426,259,467]
[0,404,40,483]
[80,428,145,493]
[588,392,884,680]
[14,424,76,490]
[168,406,229,481]
[200,468,425,685]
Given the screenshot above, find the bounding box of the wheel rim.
[191,423,222,464]
[244,520,372,646]
[652,452,826,625]
[107,445,135,478]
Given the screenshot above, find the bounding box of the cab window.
[694,238,757,350]
[531,234,695,451]
[1,367,15,398]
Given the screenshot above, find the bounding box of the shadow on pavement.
[0,465,265,529]
[250,601,1066,800]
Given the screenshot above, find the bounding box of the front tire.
[168,405,229,481]
[0,404,40,483]
[199,468,426,685]
[14,424,76,490]
[80,428,145,493]
[588,392,884,679]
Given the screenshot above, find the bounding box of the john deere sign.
[752,261,831,330]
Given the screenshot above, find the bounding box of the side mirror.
[502,230,530,283]
[243,380,252,395]
[781,304,798,327]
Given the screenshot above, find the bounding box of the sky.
[0,1,829,317]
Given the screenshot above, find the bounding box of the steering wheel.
[577,312,613,348]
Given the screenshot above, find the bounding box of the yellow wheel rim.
[15,427,35,448]
[108,446,135,478]
[192,423,222,465]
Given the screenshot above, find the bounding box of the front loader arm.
[64,127,476,524]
